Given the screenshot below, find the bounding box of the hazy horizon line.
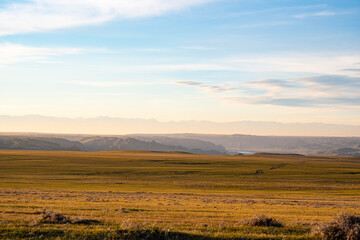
[1,114,359,127]
[1,131,360,138]
[1,114,360,137]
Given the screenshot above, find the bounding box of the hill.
[0,135,227,155]
[155,133,360,156]
[0,136,83,151]
[2,132,360,156]
[80,136,226,155]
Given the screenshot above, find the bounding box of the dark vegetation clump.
[72,218,102,225]
[38,210,71,224]
[312,213,360,240]
[8,229,211,240]
[242,214,283,227]
[116,229,207,240]
[38,210,101,225]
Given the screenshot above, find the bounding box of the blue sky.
[0,0,360,125]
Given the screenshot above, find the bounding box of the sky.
[1,0,360,127]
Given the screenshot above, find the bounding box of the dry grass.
[37,209,101,225]
[72,218,102,225]
[0,150,359,239]
[242,214,283,227]
[312,213,360,240]
[38,210,71,224]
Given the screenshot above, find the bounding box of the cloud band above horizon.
[0,0,215,36]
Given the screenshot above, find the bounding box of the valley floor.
[0,150,359,239]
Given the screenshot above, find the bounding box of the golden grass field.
[0,150,359,239]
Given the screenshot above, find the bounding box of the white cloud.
[233,21,292,29]
[294,10,355,19]
[180,46,218,51]
[0,43,86,65]
[226,54,360,76]
[139,63,231,71]
[104,63,231,72]
[228,75,360,108]
[229,4,328,16]
[176,80,237,92]
[67,80,166,87]
[0,0,215,36]
[246,75,360,99]
[3,41,359,79]
[122,54,360,76]
[175,75,360,108]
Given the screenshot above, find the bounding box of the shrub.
[38,210,71,224]
[243,214,283,227]
[347,224,360,240]
[312,213,360,240]
[115,229,201,240]
[38,210,101,225]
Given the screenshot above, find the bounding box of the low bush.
[242,214,283,227]
[312,213,360,240]
[38,210,71,224]
[38,210,101,225]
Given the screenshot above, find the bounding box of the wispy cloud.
[233,21,292,29]
[176,75,360,108]
[111,54,360,75]
[229,75,360,107]
[0,0,215,36]
[180,46,218,51]
[294,10,355,19]
[133,64,232,71]
[115,54,360,81]
[342,68,360,74]
[226,54,360,75]
[0,43,86,65]
[67,80,166,87]
[229,4,327,16]
[227,96,360,108]
[176,81,237,93]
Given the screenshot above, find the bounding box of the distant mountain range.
[1,115,360,137]
[1,133,360,156]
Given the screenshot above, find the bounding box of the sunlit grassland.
[0,150,359,239]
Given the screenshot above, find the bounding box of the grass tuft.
[242,214,283,227]
[38,210,71,224]
[38,210,101,225]
[312,213,360,240]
